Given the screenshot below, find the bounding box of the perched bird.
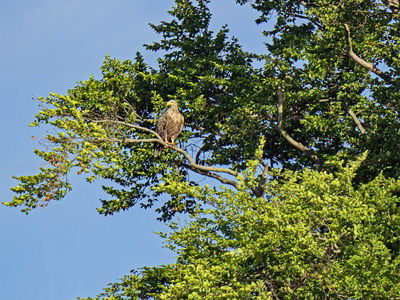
[154,100,184,157]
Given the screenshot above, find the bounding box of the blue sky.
[0,1,265,299]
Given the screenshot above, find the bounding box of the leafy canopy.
[7,0,400,298]
[81,155,400,299]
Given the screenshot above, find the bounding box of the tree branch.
[276,82,324,170]
[92,119,237,177]
[342,104,366,134]
[254,163,269,198]
[181,163,238,189]
[93,120,164,140]
[344,24,395,84]
[92,138,161,144]
[381,0,399,13]
[293,14,323,30]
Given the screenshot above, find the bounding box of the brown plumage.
[154,100,184,157]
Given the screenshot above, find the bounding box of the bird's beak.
[167,101,172,107]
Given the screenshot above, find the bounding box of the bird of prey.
[154,100,184,157]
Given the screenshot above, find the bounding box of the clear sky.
[0,1,265,299]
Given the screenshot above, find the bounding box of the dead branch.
[344,24,395,84]
[276,82,324,170]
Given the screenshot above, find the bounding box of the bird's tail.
[154,143,164,157]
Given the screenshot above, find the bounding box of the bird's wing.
[156,109,172,139]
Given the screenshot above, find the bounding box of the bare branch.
[344,24,395,84]
[91,138,161,144]
[182,163,238,189]
[92,119,237,178]
[342,104,366,134]
[276,82,324,170]
[169,146,237,176]
[93,120,164,140]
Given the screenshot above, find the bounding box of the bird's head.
[167,100,178,107]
